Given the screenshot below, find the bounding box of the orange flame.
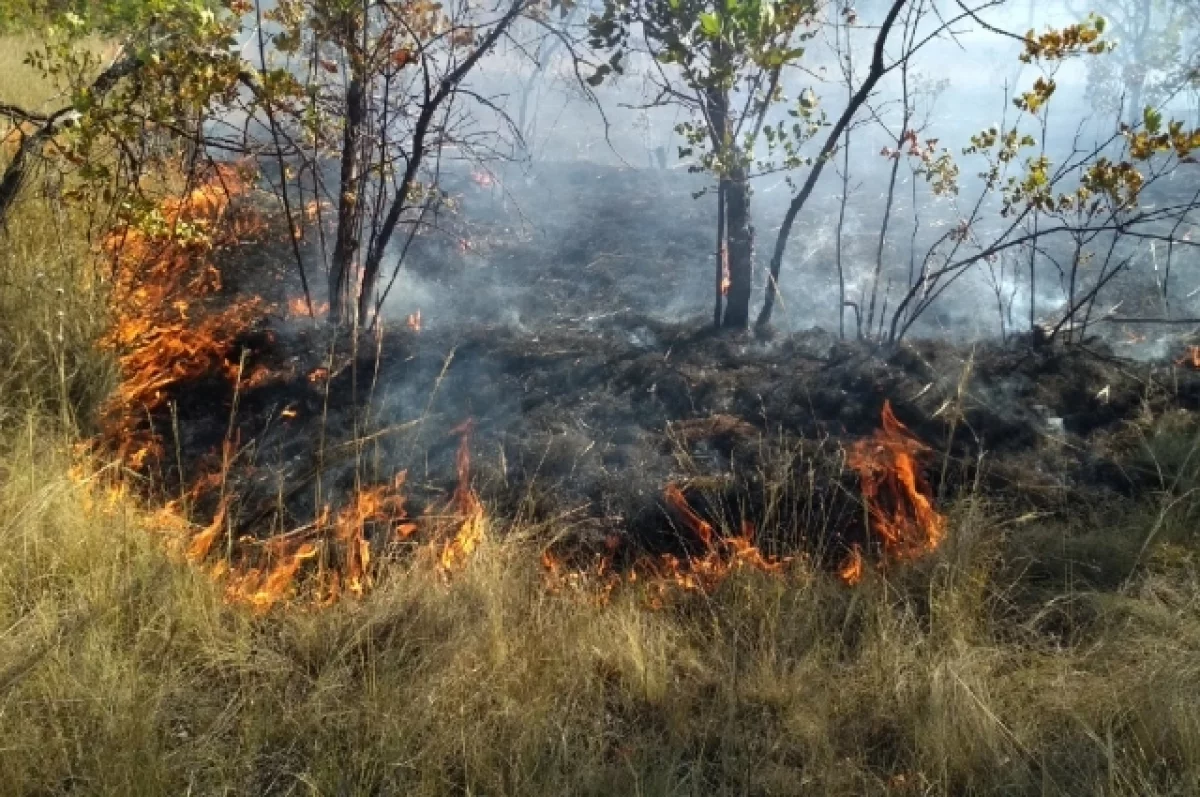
[838,544,863,586]
[438,421,485,574]
[663,482,714,547]
[844,400,945,583]
[719,244,731,296]
[331,472,417,597]
[186,496,228,563]
[406,309,422,332]
[99,164,262,470]
[286,297,329,318]
[542,487,790,606]
[1176,345,1200,368]
[224,541,320,614]
[658,486,786,592]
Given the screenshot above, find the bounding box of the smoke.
[337,0,1192,353]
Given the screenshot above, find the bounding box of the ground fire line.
[83,169,947,612]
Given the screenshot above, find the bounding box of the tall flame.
[99,164,261,470]
[438,421,486,574]
[843,400,945,582]
[331,472,417,598]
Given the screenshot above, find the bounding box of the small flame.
[658,485,786,593]
[407,309,422,332]
[438,421,486,574]
[663,482,713,547]
[186,497,228,563]
[303,199,329,221]
[719,244,731,296]
[542,487,790,605]
[331,472,416,597]
[1177,345,1200,368]
[844,400,945,583]
[838,545,863,586]
[225,541,319,614]
[286,297,329,318]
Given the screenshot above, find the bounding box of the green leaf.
[1144,106,1162,135]
[699,12,721,37]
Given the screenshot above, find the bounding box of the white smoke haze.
[209,0,1200,359]
[260,0,1176,356]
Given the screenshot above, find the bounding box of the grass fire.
[3,2,1200,795]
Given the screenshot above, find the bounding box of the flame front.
[543,486,790,605]
[843,400,946,582]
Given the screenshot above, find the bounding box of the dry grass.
[0,427,1198,796]
[0,34,117,429]
[0,190,114,429]
[0,33,61,109]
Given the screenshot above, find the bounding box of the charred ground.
[136,162,1200,581]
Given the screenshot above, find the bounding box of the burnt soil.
[140,162,1200,567]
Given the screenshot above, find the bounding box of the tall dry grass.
[0,34,116,429]
[0,427,1198,796]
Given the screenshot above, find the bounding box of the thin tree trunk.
[1027,214,1039,332]
[704,74,754,330]
[329,19,367,327]
[835,111,851,340]
[867,153,902,336]
[756,0,908,329]
[357,0,525,324]
[723,168,754,328]
[714,179,727,327]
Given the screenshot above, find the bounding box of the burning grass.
[2,422,1200,796]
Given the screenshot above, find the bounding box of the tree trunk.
[722,169,754,329]
[714,179,727,327]
[704,73,754,330]
[329,28,366,327]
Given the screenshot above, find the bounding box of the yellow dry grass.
[0,429,1198,796]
